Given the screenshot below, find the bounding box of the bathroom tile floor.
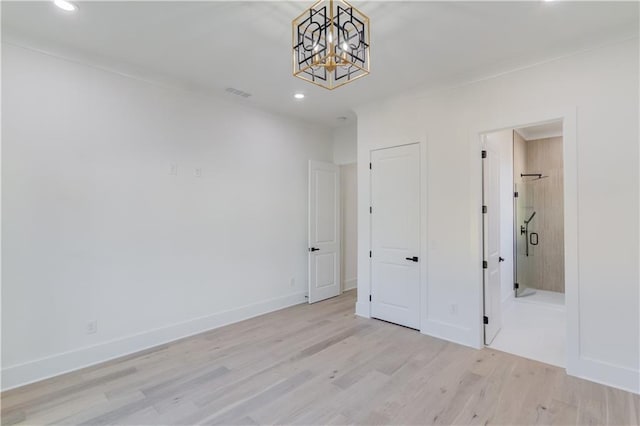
[488,290,565,368]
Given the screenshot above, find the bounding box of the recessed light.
[54,0,77,12]
[294,93,305,99]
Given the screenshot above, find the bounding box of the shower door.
[514,181,538,297]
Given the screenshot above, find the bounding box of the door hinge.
[369,162,372,170]
[482,205,487,214]
[369,250,372,258]
[369,294,372,302]
[514,282,519,289]
[482,260,488,269]
[481,150,487,158]
[369,206,372,214]
[514,191,519,198]
[483,316,489,325]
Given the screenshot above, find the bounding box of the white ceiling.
[2,1,638,127]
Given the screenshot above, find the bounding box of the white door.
[482,141,502,344]
[370,144,420,329]
[308,160,341,303]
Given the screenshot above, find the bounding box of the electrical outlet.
[87,320,98,335]
[290,278,295,287]
[449,304,458,315]
[195,168,202,178]
[169,163,178,176]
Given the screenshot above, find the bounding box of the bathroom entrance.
[481,120,566,367]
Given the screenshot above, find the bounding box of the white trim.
[514,127,563,141]
[572,357,640,395]
[343,278,357,291]
[355,300,370,318]
[419,134,429,338]
[1,291,307,391]
[421,320,475,348]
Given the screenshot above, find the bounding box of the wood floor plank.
[0,409,26,426]
[543,398,578,425]
[248,328,398,424]
[2,291,638,425]
[577,378,608,425]
[49,390,147,425]
[1,366,136,419]
[605,385,638,425]
[205,370,314,425]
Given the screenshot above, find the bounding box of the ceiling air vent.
[225,87,252,98]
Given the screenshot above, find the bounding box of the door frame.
[361,141,427,333]
[469,107,578,375]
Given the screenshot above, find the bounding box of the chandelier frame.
[292,0,370,90]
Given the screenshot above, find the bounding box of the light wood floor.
[2,291,638,425]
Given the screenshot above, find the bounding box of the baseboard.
[1,291,307,391]
[343,278,357,291]
[355,300,371,318]
[569,356,640,395]
[421,319,479,349]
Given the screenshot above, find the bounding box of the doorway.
[481,120,566,367]
[340,163,358,293]
[308,160,358,303]
[370,143,421,329]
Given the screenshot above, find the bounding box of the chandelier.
[292,0,370,90]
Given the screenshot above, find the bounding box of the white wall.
[485,129,515,304]
[332,123,357,165]
[340,163,357,291]
[1,44,333,389]
[356,39,639,393]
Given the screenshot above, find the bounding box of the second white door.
[370,144,421,329]
[482,140,502,344]
[308,160,341,303]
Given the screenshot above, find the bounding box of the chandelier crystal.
[292,0,370,90]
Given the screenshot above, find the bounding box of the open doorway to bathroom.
[482,120,566,368]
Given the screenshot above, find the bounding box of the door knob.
[499,257,505,262]
[309,247,320,252]
[405,256,419,262]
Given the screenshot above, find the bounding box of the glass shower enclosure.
[514,180,539,297]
